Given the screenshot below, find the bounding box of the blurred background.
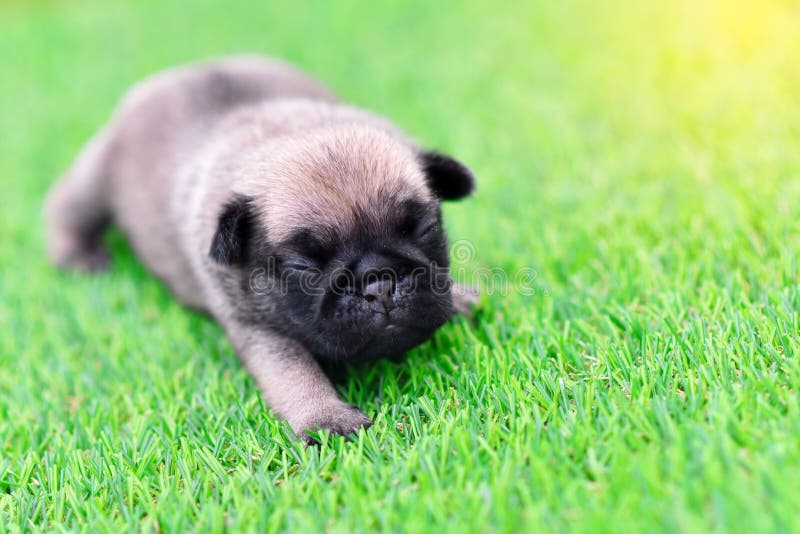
[1,0,799,531]
[3,0,799,293]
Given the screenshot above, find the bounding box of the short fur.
[45,56,477,443]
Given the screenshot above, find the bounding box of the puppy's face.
[210,128,474,362]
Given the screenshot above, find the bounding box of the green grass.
[2,0,800,531]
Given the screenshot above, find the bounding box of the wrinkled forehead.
[278,195,438,252]
[264,183,430,243]
[236,126,433,242]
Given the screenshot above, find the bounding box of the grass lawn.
[2,0,800,531]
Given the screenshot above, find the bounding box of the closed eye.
[280,229,335,267]
[397,199,441,239]
[416,221,439,238]
[280,257,316,271]
[398,214,439,238]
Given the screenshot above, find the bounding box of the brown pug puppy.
[45,56,477,443]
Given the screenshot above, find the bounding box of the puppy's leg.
[44,131,113,272]
[226,323,372,444]
[452,282,480,317]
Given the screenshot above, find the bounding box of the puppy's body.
[55,57,341,306]
[46,56,476,441]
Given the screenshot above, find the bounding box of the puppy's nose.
[362,279,395,313]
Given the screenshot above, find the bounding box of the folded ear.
[419,151,476,201]
[209,195,255,265]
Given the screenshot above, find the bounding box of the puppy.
[45,56,477,443]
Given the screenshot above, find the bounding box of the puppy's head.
[210,126,474,362]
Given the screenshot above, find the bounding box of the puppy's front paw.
[292,403,372,445]
[452,283,480,317]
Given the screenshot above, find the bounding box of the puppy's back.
[117,56,337,128]
[102,57,338,305]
